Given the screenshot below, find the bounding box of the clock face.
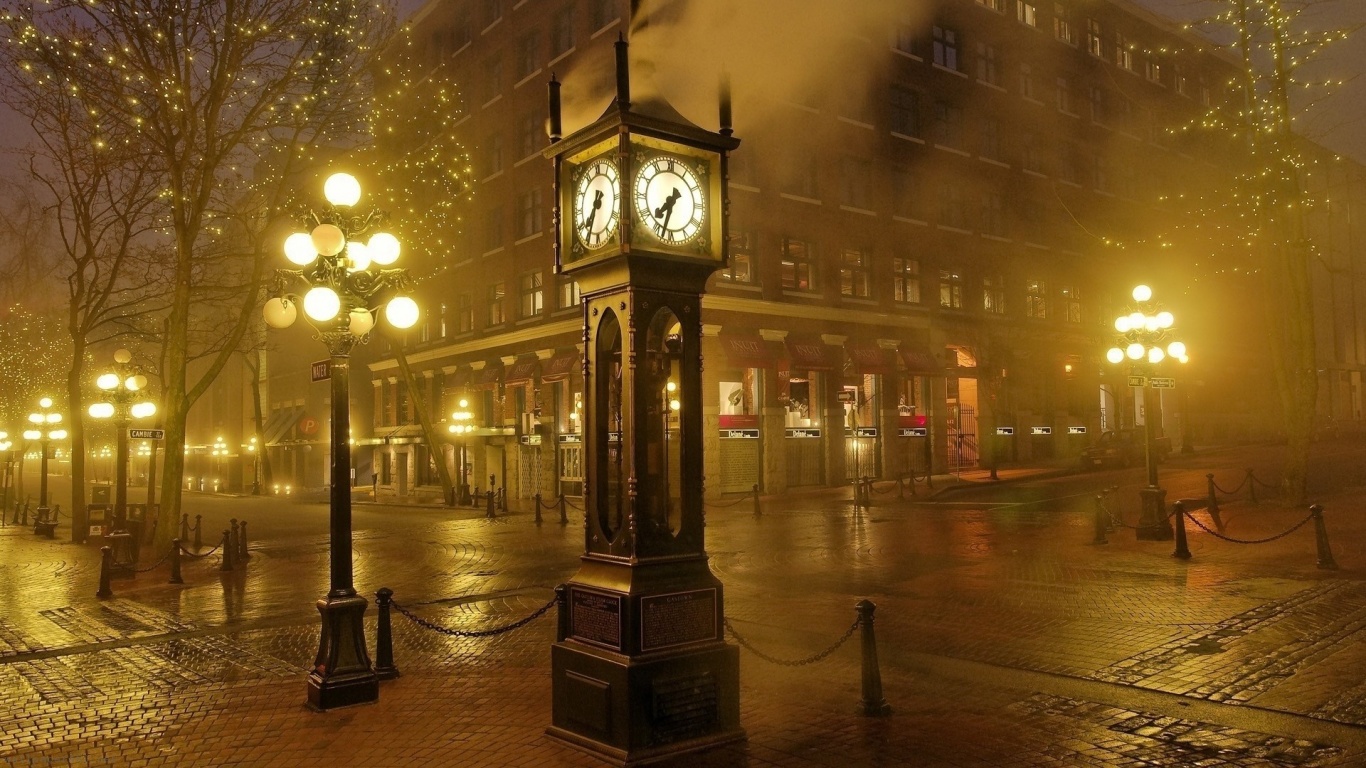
[633,155,705,246]
[573,159,620,248]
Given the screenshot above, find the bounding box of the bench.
[33,506,58,539]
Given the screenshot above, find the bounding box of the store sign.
[995,427,1015,436]
[853,427,879,438]
[722,429,760,439]
[899,427,928,437]
[718,414,760,430]
[1031,426,1053,435]
[785,428,822,438]
[519,434,542,445]
[1067,426,1087,435]
[557,434,582,444]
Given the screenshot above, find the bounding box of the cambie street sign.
[129,428,164,440]
[1150,377,1176,389]
[1127,375,1146,387]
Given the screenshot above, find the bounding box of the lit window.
[1017,1,1037,27]
[1115,33,1134,71]
[1026,279,1048,319]
[519,271,543,318]
[487,282,507,326]
[723,230,756,284]
[781,238,816,291]
[1086,19,1103,58]
[983,275,1005,314]
[1060,285,1081,322]
[558,280,581,309]
[893,258,921,303]
[1053,3,1076,44]
[840,248,871,298]
[939,270,963,309]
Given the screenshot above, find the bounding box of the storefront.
[781,337,838,487]
[715,335,772,494]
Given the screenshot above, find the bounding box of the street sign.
[1150,377,1176,389]
[298,416,320,436]
[722,429,760,439]
[129,428,164,440]
[1127,375,1146,387]
[853,427,879,438]
[310,360,330,382]
[1030,426,1052,435]
[785,428,822,438]
[996,427,1015,436]
[898,427,928,437]
[1067,426,1087,435]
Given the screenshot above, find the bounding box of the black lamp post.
[448,398,474,505]
[89,349,157,557]
[1107,285,1188,540]
[24,397,66,529]
[263,171,417,711]
[0,432,12,521]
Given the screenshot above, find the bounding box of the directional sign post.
[1127,375,1146,388]
[310,360,331,383]
[1149,377,1176,389]
[128,428,164,440]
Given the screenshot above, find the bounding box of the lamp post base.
[1136,486,1171,541]
[306,593,378,711]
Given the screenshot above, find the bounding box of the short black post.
[193,514,202,550]
[1206,474,1224,532]
[1247,468,1258,504]
[558,495,568,525]
[96,546,113,598]
[219,530,234,571]
[229,519,239,560]
[1172,501,1191,560]
[499,486,506,511]
[554,583,569,642]
[856,599,891,716]
[1092,495,1108,545]
[238,520,248,560]
[486,489,496,519]
[1312,504,1338,570]
[180,513,189,542]
[169,539,184,584]
[21,502,28,527]
[752,483,761,518]
[897,476,904,500]
[374,587,400,680]
[534,493,543,525]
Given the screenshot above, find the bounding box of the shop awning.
[504,358,540,385]
[900,345,943,374]
[847,345,897,375]
[473,365,503,388]
[720,335,778,369]
[784,338,839,372]
[263,405,305,446]
[540,351,580,382]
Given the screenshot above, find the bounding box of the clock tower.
[543,38,743,765]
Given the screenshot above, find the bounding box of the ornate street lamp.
[447,399,475,505]
[263,171,418,711]
[24,397,67,530]
[0,431,12,522]
[1106,285,1188,540]
[88,349,157,555]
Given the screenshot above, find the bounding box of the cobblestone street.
[2,442,1365,766]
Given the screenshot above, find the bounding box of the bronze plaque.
[640,589,717,652]
[570,588,623,650]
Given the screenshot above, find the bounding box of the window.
[482,0,503,27]
[932,25,959,70]
[893,170,925,220]
[1054,3,1075,44]
[456,293,474,333]
[487,281,507,326]
[558,279,581,309]
[484,205,504,251]
[1091,153,1110,193]
[551,6,575,57]
[452,12,472,51]
[519,271,543,318]
[1026,279,1048,318]
[439,303,448,338]
[1021,133,1044,173]
[894,12,922,56]
[786,156,818,198]
[939,270,963,309]
[1016,1,1037,27]
[516,32,540,80]
[983,274,1005,314]
[839,248,871,298]
[933,101,963,148]
[1019,62,1036,99]
[1088,85,1107,123]
[483,132,503,176]
[976,43,999,86]
[723,229,756,284]
[980,118,1000,160]
[590,0,616,31]
[1145,57,1163,84]
[890,87,921,137]
[518,111,541,159]
[517,188,543,238]
[840,157,870,209]
[1115,33,1133,71]
[781,238,816,291]
[396,382,409,424]
[1086,19,1103,58]
[980,192,1004,236]
[1060,284,1081,322]
[483,56,503,102]
[976,0,1005,10]
[1174,64,1189,96]
[939,181,969,229]
[893,258,921,303]
[1055,76,1073,113]
[1058,142,1080,184]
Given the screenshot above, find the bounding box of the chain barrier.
[868,480,899,495]
[178,542,222,559]
[536,495,561,510]
[1182,508,1314,545]
[562,496,585,511]
[723,615,860,667]
[704,494,751,509]
[1248,470,1279,490]
[134,548,171,573]
[1103,495,1178,531]
[391,596,557,638]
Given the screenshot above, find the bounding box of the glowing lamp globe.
[368,232,401,265]
[39,397,52,408]
[310,224,346,257]
[348,308,376,337]
[131,402,157,419]
[114,348,132,364]
[1144,316,1160,332]
[1148,347,1165,363]
[1132,285,1152,302]
[97,373,120,390]
[23,430,39,440]
[385,296,419,329]
[50,430,66,440]
[127,374,148,391]
[303,286,342,322]
[1106,347,1125,364]
[285,232,318,265]
[324,173,362,207]
[347,241,371,272]
[1156,311,1174,328]
[1126,343,1145,360]
[46,413,61,424]
[263,297,297,329]
[1114,316,1131,333]
[1167,341,1186,358]
[88,402,115,419]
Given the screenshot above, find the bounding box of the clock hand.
[654,187,682,233]
[584,188,603,234]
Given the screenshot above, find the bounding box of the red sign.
[719,414,760,430]
[298,416,320,436]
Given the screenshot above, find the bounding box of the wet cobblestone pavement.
[2,444,1366,765]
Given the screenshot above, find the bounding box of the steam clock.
[543,40,744,764]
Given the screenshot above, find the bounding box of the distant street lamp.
[448,399,475,505]
[1106,285,1188,540]
[24,397,67,531]
[88,349,157,551]
[211,436,228,492]
[246,436,260,495]
[0,431,13,520]
[263,171,417,711]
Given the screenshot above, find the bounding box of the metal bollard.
[96,546,114,598]
[1172,502,1191,560]
[1206,474,1224,532]
[752,484,761,518]
[193,514,203,550]
[856,599,891,716]
[169,539,184,584]
[558,495,568,525]
[219,530,234,571]
[1247,468,1258,504]
[534,493,543,525]
[229,519,239,559]
[238,520,248,560]
[554,584,569,642]
[499,487,506,511]
[180,513,189,542]
[21,502,28,527]
[374,587,400,680]
[1092,495,1108,545]
[897,476,904,500]
[1312,504,1338,570]
[486,489,496,519]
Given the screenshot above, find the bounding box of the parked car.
[1079,429,1171,469]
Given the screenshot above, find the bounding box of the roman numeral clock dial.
[633,155,705,246]
[573,159,620,249]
